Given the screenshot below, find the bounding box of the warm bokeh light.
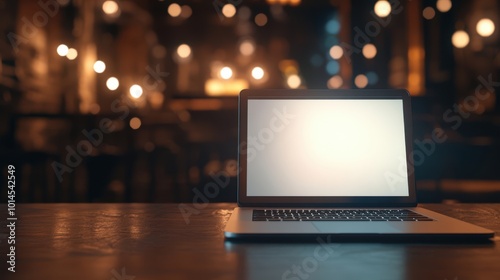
[93,60,106,73]
[102,1,119,15]
[327,75,343,89]
[89,104,100,115]
[66,48,78,60]
[354,74,368,88]
[436,0,452,13]
[239,40,255,56]
[287,74,301,89]
[374,0,391,18]
[180,5,192,19]
[220,67,233,80]
[362,44,377,59]
[177,44,191,59]
[222,4,237,18]
[422,7,435,20]
[251,67,265,80]
[57,44,68,56]
[476,18,495,37]
[129,117,142,130]
[130,84,143,99]
[106,77,119,91]
[452,30,470,48]
[168,3,182,17]
[255,13,268,27]
[329,45,343,59]
[205,79,249,96]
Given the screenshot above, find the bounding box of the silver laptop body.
[224,89,494,240]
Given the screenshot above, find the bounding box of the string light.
[374,1,391,18]
[66,48,78,60]
[102,1,120,16]
[362,44,377,59]
[176,44,191,59]
[354,74,368,88]
[239,40,255,56]
[329,45,343,59]
[222,4,237,18]
[476,18,495,37]
[130,84,143,99]
[93,60,106,73]
[180,5,192,19]
[436,0,452,13]
[57,44,68,56]
[327,75,343,89]
[129,117,142,130]
[255,13,268,27]
[287,75,301,89]
[422,7,435,20]
[106,77,119,91]
[251,67,264,80]
[220,67,233,79]
[168,3,182,17]
[452,31,469,48]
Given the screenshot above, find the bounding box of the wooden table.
[1,204,500,279]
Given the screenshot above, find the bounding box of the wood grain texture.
[1,203,499,280]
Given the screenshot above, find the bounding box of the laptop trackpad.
[312,222,401,234]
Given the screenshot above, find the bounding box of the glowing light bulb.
[222,4,236,18]
[220,67,233,80]
[329,45,343,59]
[452,30,469,48]
[106,77,119,91]
[251,67,264,80]
[129,117,142,130]
[102,1,119,15]
[476,18,495,37]
[362,44,377,59]
[168,3,182,17]
[66,48,78,60]
[177,44,191,59]
[239,40,255,56]
[374,1,391,18]
[255,13,268,27]
[57,44,68,56]
[354,74,368,88]
[93,60,106,73]
[129,84,143,98]
[436,0,452,13]
[287,74,301,89]
[327,75,343,89]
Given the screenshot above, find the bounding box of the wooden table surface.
[1,203,500,280]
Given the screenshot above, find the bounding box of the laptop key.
[252,209,434,222]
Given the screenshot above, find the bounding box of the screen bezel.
[237,89,417,207]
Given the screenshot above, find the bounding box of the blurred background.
[0,0,499,203]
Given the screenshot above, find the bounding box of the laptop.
[224,89,494,240]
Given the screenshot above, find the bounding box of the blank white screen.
[246,99,409,196]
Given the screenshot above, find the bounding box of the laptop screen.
[245,98,409,197]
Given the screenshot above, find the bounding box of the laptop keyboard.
[252,209,434,222]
